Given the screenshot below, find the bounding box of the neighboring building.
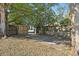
[28,25,36,34]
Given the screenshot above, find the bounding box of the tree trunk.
[69,4,76,47]
[69,3,79,55]
[0,4,7,39]
[36,26,40,34]
[71,14,76,47]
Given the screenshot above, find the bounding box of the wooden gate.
[7,25,18,36]
[17,25,28,35]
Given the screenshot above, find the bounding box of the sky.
[52,3,69,16]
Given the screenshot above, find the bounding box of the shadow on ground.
[10,34,71,45]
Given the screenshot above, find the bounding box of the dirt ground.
[0,35,76,56]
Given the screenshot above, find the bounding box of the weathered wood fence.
[7,25,28,36]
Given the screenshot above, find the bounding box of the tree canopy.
[3,3,71,34]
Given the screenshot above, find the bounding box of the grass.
[0,37,75,56]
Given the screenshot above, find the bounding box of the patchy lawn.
[0,37,75,56]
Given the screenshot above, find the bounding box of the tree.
[0,4,7,38]
[4,3,59,35]
[28,3,58,34]
[69,3,79,55]
[69,4,76,47]
[60,18,71,26]
[7,4,33,25]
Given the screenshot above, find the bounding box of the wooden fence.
[7,25,28,36]
[7,25,18,36]
[17,25,28,35]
